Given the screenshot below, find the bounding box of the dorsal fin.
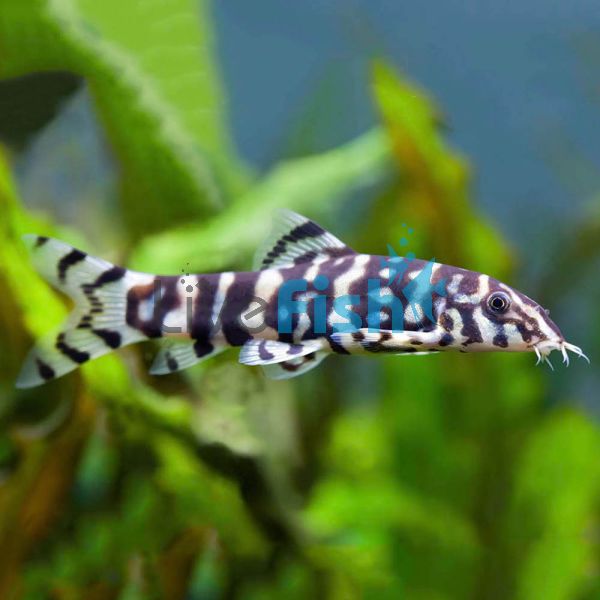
[253,210,356,270]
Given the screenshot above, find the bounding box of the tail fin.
[16,235,148,388]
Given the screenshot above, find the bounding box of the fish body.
[16,211,587,388]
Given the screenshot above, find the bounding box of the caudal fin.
[16,235,147,388]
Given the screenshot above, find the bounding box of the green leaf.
[129,128,392,273]
[0,149,66,381]
[508,410,600,600]
[0,0,249,237]
[371,60,511,276]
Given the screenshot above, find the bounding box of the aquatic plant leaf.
[129,128,392,273]
[0,0,249,237]
[508,411,600,600]
[371,60,511,277]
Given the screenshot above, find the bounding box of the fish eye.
[487,291,511,314]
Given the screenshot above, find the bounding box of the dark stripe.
[191,276,219,341]
[77,315,93,329]
[93,266,126,287]
[56,332,90,364]
[256,260,313,343]
[293,250,318,264]
[259,220,327,268]
[58,249,86,283]
[287,344,304,356]
[36,358,55,380]
[263,222,324,267]
[126,277,180,338]
[166,352,178,372]
[326,247,354,259]
[258,341,275,360]
[506,303,541,343]
[281,353,317,371]
[281,361,302,372]
[345,255,385,332]
[80,266,126,322]
[493,333,509,348]
[459,308,483,345]
[460,275,480,295]
[220,273,256,346]
[328,336,351,354]
[193,339,214,358]
[93,329,121,349]
[289,221,325,241]
[439,333,454,347]
[364,341,383,352]
[266,247,351,269]
[516,322,534,343]
[35,236,49,248]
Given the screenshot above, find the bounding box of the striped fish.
[16,210,588,388]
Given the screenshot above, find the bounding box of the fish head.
[435,269,588,366]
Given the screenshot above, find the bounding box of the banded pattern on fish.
[16,211,587,388]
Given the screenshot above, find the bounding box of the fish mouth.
[532,340,590,370]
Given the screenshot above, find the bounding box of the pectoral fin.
[239,338,325,366]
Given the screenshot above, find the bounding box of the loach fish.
[16,210,588,388]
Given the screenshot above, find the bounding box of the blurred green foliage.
[0,2,599,599]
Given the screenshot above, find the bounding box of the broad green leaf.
[129,128,392,273]
[0,0,249,237]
